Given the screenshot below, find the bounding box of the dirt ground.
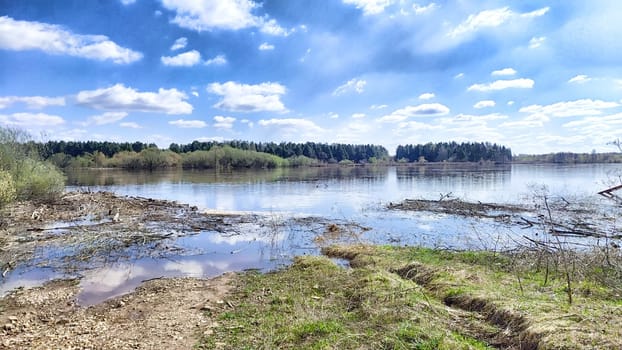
[0,191,253,349]
[0,274,234,349]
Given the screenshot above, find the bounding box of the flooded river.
[2,164,619,304]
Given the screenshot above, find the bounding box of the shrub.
[0,170,16,207]
[12,158,65,201]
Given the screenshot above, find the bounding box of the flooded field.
[1,164,620,304]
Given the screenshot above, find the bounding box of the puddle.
[0,204,542,306]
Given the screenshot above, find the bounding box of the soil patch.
[0,273,234,349]
[388,198,528,220]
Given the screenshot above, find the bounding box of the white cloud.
[161,50,201,66]
[332,78,367,96]
[88,111,128,125]
[191,91,199,97]
[500,114,549,128]
[170,37,187,51]
[160,0,289,36]
[119,122,141,129]
[454,73,464,79]
[0,16,142,64]
[120,0,136,5]
[168,119,207,128]
[529,36,546,49]
[378,103,450,122]
[328,112,340,119]
[205,54,227,66]
[258,118,326,141]
[351,113,366,119]
[0,96,65,109]
[520,99,620,118]
[467,78,534,92]
[412,3,437,15]
[418,92,435,100]
[473,100,496,109]
[207,81,287,113]
[448,7,549,38]
[568,75,591,84]
[454,113,507,122]
[259,42,275,51]
[342,0,394,15]
[370,104,388,110]
[491,68,516,76]
[507,101,515,106]
[213,116,236,129]
[76,84,193,114]
[0,112,65,127]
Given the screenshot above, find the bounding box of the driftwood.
[598,184,622,203]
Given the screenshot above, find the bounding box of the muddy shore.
[0,191,260,349]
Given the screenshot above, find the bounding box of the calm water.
[2,164,618,304]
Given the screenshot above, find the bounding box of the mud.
[0,191,260,278]
[0,273,235,349]
[387,198,528,221]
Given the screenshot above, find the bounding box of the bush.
[13,158,65,201]
[0,170,16,207]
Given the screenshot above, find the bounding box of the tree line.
[169,141,390,164]
[514,152,622,164]
[395,142,512,163]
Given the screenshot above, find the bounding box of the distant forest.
[26,139,622,169]
[396,142,512,163]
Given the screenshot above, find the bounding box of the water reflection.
[3,164,618,304]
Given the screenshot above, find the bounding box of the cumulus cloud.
[86,111,128,125]
[168,119,207,128]
[0,96,65,109]
[161,50,201,66]
[370,104,388,110]
[568,75,591,84]
[412,3,438,15]
[0,112,65,127]
[454,113,507,122]
[332,78,367,96]
[160,0,290,36]
[473,100,496,109]
[378,103,450,122]
[76,84,193,114]
[213,116,236,129]
[519,99,619,118]
[467,78,534,92]
[529,36,546,49]
[342,0,394,15]
[259,42,274,51]
[120,122,141,128]
[205,54,227,66]
[500,114,549,128]
[258,118,324,136]
[418,93,435,100]
[448,7,549,38]
[170,37,187,51]
[207,81,287,113]
[351,113,366,119]
[0,16,142,64]
[491,68,516,76]
[120,0,136,5]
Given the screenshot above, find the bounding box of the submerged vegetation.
[0,127,64,206]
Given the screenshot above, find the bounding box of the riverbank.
[1,192,621,349]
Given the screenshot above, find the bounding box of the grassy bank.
[200,245,622,349]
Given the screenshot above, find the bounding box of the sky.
[1,0,621,155]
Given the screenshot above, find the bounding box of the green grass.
[199,245,622,349]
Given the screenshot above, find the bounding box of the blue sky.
[1,0,621,154]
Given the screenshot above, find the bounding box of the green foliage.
[0,127,65,203]
[514,152,622,163]
[12,158,65,201]
[0,170,17,207]
[396,142,512,163]
[181,146,286,169]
